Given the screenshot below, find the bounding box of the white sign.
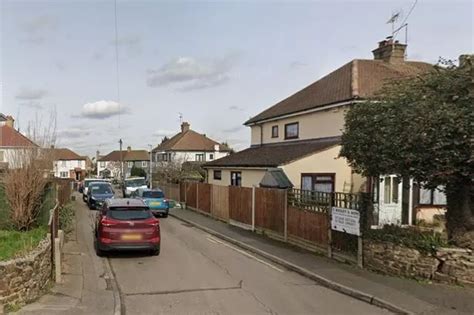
[331,207,360,236]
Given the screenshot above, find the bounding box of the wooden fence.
[161,182,368,264]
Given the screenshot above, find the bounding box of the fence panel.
[186,182,197,208]
[211,185,229,221]
[288,206,328,246]
[229,186,252,225]
[180,182,186,202]
[255,188,285,233]
[197,183,211,213]
[158,183,180,201]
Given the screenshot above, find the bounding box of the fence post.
[184,182,187,205]
[284,189,288,242]
[196,183,199,210]
[357,235,363,268]
[54,238,61,283]
[251,186,256,231]
[327,194,333,258]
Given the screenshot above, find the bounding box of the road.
[77,196,389,315]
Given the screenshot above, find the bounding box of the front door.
[378,175,403,225]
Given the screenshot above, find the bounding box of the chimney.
[127,146,131,152]
[181,122,190,133]
[372,37,407,63]
[5,116,14,128]
[214,144,220,152]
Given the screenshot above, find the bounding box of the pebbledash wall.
[364,241,474,286]
[0,238,51,309]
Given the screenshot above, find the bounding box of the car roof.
[106,198,147,208]
[89,182,111,186]
[85,178,109,182]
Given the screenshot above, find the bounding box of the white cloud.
[16,87,48,100]
[147,55,237,90]
[20,15,58,44]
[77,100,128,119]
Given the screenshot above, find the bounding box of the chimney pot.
[372,39,407,63]
[181,122,190,133]
[5,115,14,128]
[127,146,131,152]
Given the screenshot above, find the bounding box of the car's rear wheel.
[162,213,168,218]
[151,246,160,256]
[94,238,105,257]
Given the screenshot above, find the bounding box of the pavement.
[170,207,474,315]
[14,194,391,315]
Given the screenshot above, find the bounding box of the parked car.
[82,178,110,202]
[132,188,169,218]
[87,182,114,210]
[122,177,147,197]
[94,198,160,256]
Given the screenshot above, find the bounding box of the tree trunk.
[446,180,474,249]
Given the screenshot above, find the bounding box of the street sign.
[331,207,360,236]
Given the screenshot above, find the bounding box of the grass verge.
[0,227,47,261]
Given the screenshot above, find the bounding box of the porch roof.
[203,136,341,168]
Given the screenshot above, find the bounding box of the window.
[209,154,214,160]
[162,153,168,161]
[213,170,222,180]
[128,162,134,168]
[100,161,106,168]
[195,154,205,162]
[0,151,4,162]
[77,160,82,167]
[231,172,241,186]
[61,160,67,166]
[301,173,335,192]
[271,125,279,138]
[60,171,69,178]
[284,122,299,139]
[142,161,148,167]
[383,176,400,204]
[419,185,447,206]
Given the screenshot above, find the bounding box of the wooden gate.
[211,185,229,221]
[228,186,252,225]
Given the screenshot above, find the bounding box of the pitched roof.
[153,129,231,152]
[245,59,433,124]
[49,148,85,160]
[204,136,341,168]
[0,125,38,147]
[98,150,149,162]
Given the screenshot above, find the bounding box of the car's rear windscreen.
[107,208,152,220]
[143,191,164,198]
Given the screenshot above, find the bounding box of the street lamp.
[119,139,124,183]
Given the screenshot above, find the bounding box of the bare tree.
[4,111,57,230]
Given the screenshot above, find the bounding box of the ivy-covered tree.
[340,56,473,248]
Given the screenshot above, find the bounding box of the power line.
[393,0,418,38]
[113,0,121,130]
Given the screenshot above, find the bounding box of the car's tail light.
[101,217,118,227]
[146,217,160,227]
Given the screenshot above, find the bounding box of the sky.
[0,0,472,157]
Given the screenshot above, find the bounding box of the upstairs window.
[209,154,214,160]
[142,161,148,167]
[271,125,279,138]
[231,171,242,186]
[195,154,205,162]
[284,122,299,139]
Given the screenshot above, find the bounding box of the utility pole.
[149,144,153,189]
[119,139,124,183]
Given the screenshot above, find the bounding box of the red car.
[94,199,160,256]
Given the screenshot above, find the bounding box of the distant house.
[97,147,150,179]
[152,122,231,165]
[0,114,38,169]
[205,39,443,226]
[49,148,88,180]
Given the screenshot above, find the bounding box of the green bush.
[59,203,75,235]
[365,225,448,253]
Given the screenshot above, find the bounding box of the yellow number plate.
[150,201,161,206]
[121,234,142,241]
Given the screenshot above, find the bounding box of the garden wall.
[364,241,474,286]
[0,238,51,309]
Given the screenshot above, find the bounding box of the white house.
[50,148,88,180]
[0,114,38,170]
[97,147,150,179]
[152,122,231,165]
